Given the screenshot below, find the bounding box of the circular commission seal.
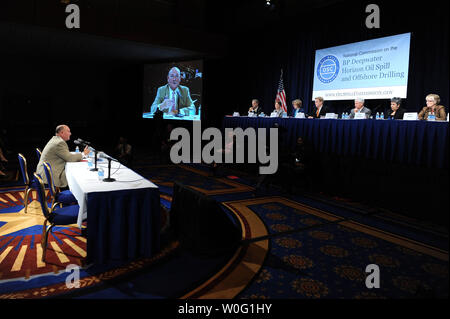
[317,55,340,83]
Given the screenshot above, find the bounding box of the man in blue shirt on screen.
[150,67,196,116]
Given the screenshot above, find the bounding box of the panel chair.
[34,173,79,262]
[36,148,42,162]
[18,153,38,214]
[42,161,77,208]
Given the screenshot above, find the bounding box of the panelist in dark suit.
[385,97,406,120]
[309,96,330,118]
[291,99,305,117]
[248,99,262,115]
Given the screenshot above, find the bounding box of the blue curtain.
[86,188,160,264]
[210,0,448,120]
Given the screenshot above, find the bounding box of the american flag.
[275,69,287,113]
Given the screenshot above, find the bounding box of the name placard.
[248,112,257,117]
[295,112,306,119]
[270,112,278,118]
[354,113,367,119]
[325,113,338,119]
[233,112,240,117]
[403,112,418,121]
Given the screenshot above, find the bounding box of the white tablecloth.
[65,158,158,227]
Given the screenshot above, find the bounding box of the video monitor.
[142,60,203,121]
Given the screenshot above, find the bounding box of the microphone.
[76,138,92,146]
[74,140,95,152]
[98,152,117,182]
[75,139,98,170]
[98,152,119,162]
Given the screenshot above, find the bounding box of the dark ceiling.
[0,0,345,62]
[0,21,199,62]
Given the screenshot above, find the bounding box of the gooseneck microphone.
[98,152,119,162]
[74,139,95,152]
[74,139,99,171]
[98,152,117,182]
[76,138,92,146]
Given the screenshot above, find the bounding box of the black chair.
[34,173,80,262]
[18,153,38,214]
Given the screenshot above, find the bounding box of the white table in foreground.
[65,159,158,227]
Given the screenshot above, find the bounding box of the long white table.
[66,157,158,227]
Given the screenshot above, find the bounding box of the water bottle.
[428,112,436,121]
[380,112,384,120]
[75,146,80,153]
[376,112,380,120]
[98,168,104,181]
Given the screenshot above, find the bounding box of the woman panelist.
[418,94,447,121]
[385,97,406,120]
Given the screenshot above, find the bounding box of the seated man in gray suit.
[36,125,89,188]
[350,98,372,119]
[150,67,196,116]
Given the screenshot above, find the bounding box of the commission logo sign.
[317,55,340,83]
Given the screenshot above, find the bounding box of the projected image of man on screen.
[150,67,196,116]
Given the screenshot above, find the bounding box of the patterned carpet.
[236,200,448,298]
[0,164,448,298]
[0,186,178,298]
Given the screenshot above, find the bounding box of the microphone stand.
[102,157,116,182]
[89,150,99,172]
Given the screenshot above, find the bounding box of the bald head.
[55,125,71,141]
[167,67,181,90]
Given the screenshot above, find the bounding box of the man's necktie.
[171,91,176,113]
[316,108,320,117]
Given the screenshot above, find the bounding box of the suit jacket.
[248,106,262,115]
[150,84,195,114]
[350,106,372,119]
[310,105,330,118]
[385,108,405,120]
[291,108,305,117]
[418,105,447,121]
[272,108,284,117]
[36,136,82,188]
